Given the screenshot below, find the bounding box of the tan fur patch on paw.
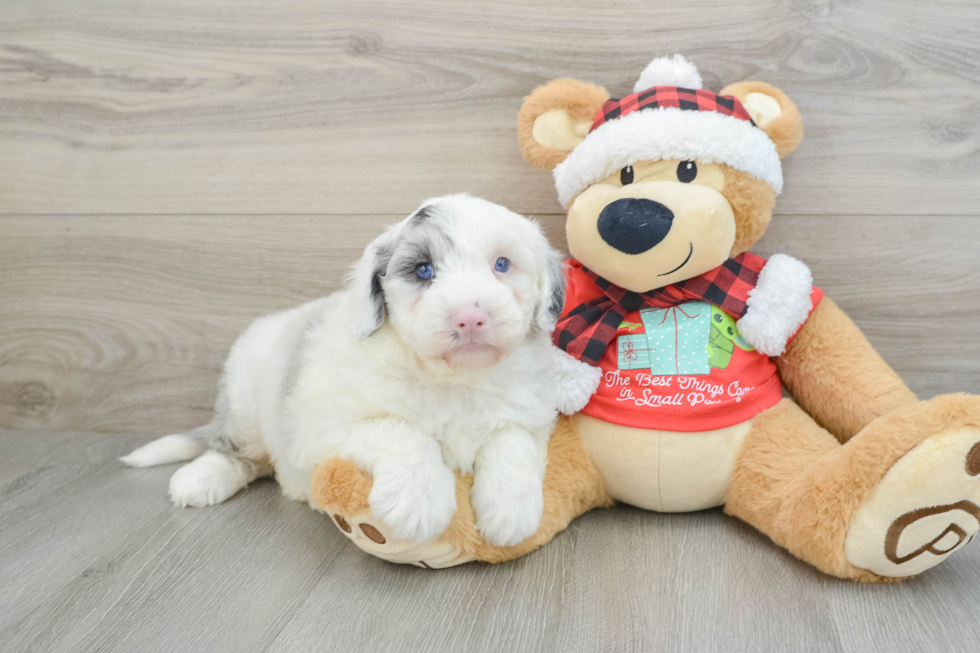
[311,458,372,514]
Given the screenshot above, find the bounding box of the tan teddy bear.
[314,55,980,582]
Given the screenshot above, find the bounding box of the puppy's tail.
[120,425,210,468]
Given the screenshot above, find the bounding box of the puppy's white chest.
[437,431,486,474]
[430,421,494,474]
[411,390,501,473]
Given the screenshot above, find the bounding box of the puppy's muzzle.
[596,198,674,255]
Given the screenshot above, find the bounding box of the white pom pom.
[633,54,703,92]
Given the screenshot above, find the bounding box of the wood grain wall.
[1,0,978,434]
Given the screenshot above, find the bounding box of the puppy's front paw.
[472,469,544,547]
[368,460,457,543]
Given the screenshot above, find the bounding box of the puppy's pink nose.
[451,308,489,335]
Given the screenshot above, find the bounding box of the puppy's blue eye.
[415,262,434,280]
[494,257,510,273]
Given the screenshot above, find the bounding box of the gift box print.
[615,302,715,375]
[633,302,712,375]
[617,334,652,370]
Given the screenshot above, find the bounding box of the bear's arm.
[775,297,917,444]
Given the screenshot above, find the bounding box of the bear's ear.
[719,81,803,158]
[518,78,609,170]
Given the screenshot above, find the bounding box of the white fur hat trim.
[552,107,784,209]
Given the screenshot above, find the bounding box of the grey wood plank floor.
[2,428,980,653]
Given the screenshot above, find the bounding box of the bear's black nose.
[596,198,674,255]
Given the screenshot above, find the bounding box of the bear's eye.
[677,160,697,183]
[620,165,634,185]
[714,313,723,323]
[727,326,735,336]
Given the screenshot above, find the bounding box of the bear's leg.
[727,395,980,581]
[776,297,919,443]
[310,415,611,568]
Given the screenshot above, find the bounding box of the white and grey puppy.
[122,194,599,546]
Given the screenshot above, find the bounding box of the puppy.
[122,194,599,546]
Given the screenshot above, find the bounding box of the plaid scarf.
[553,253,768,366]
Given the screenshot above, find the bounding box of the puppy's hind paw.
[368,461,457,543]
[169,451,250,507]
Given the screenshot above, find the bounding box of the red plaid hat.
[553,55,783,209]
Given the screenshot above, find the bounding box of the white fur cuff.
[552,348,602,415]
[736,254,814,357]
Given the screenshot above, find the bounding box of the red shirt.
[564,261,823,432]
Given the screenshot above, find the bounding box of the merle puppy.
[123,194,599,547]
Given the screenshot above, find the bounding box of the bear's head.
[518,55,803,293]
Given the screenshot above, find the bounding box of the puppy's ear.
[720,81,803,158]
[518,78,609,170]
[348,228,396,339]
[534,249,567,332]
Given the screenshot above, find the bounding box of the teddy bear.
[312,55,980,581]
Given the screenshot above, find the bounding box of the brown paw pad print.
[358,522,386,544]
[885,500,980,564]
[333,514,352,533]
[966,441,980,476]
[332,514,386,544]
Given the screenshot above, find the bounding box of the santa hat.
[553,55,783,209]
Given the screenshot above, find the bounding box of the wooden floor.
[4,428,980,653]
[2,0,980,651]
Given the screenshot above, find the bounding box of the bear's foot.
[845,397,980,578]
[311,458,476,569]
[308,415,612,568]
